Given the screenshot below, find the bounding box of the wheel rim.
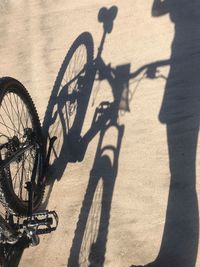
[0,90,39,203]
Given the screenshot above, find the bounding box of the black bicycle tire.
[0,77,45,216]
[43,32,94,170]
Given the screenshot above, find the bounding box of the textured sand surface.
[0,1,200,267]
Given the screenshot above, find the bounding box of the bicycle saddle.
[98,6,118,33]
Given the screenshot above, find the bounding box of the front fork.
[24,177,58,246]
[23,135,58,246]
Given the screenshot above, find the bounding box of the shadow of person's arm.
[129,59,170,80]
[152,0,169,17]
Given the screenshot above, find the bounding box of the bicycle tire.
[43,32,94,170]
[0,77,45,216]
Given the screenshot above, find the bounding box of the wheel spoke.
[0,83,43,214]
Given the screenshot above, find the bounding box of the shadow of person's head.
[152,0,200,24]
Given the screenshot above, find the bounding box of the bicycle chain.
[0,182,13,215]
[0,170,18,216]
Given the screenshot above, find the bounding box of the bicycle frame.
[0,125,58,247]
[0,143,34,171]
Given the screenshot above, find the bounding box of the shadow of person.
[132,1,200,267]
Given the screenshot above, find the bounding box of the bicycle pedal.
[23,210,58,235]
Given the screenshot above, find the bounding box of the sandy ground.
[0,1,200,267]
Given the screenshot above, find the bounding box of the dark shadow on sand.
[131,1,200,266]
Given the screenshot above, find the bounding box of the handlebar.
[129,59,170,80]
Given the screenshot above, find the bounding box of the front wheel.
[0,77,45,216]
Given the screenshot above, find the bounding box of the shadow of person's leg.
[156,117,199,267]
[131,116,199,267]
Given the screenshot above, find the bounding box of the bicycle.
[0,77,58,262]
